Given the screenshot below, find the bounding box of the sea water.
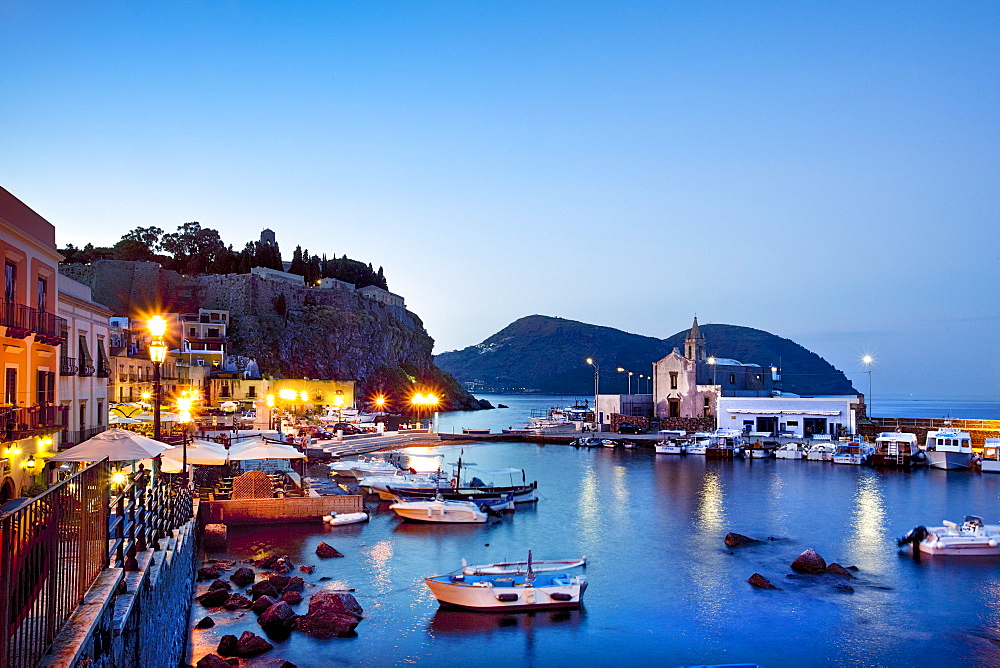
[189,432,1000,667]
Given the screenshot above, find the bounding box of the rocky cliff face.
[60,260,484,410]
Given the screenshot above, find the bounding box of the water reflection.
[429,608,584,635]
[577,465,600,546]
[688,470,730,629]
[848,471,888,573]
[366,540,394,595]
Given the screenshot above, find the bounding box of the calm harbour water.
[190,412,1000,667]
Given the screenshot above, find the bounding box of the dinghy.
[462,556,587,575]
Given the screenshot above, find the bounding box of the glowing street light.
[586,358,600,428]
[861,354,875,418]
[707,356,718,386]
[147,315,168,442]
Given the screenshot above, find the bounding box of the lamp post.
[586,358,600,429]
[707,356,717,387]
[861,355,874,418]
[147,316,168,442]
[176,392,194,488]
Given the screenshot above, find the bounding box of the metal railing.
[59,357,78,376]
[0,405,69,441]
[60,425,109,448]
[0,461,110,668]
[0,462,195,668]
[78,362,95,377]
[96,365,111,378]
[0,303,66,345]
[34,313,67,345]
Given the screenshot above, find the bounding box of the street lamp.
[861,354,874,418]
[176,393,194,488]
[586,358,600,429]
[707,356,717,387]
[409,392,439,430]
[616,367,635,395]
[147,315,168,442]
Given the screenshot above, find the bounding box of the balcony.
[0,404,69,440]
[96,365,111,378]
[0,303,67,345]
[35,312,68,345]
[60,356,78,376]
[78,363,96,377]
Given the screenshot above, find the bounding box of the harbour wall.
[860,417,1000,448]
[199,495,363,524]
[40,514,198,668]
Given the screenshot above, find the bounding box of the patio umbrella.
[228,438,305,461]
[109,414,142,425]
[50,428,171,462]
[110,403,144,418]
[159,440,228,466]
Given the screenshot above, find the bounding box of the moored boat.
[462,428,491,435]
[981,439,1000,474]
[748,441,778,459]
[872,432,921,469]
[390,498,488,523]
[323,511,369,526]
[925,427,973,470]
[806,443,835,461]
[775,442,806,459]
[706,429,745,459]
[898,516,1000,556]
[832,439,874,465]
[686,434,710,456]
[655,439,686,455]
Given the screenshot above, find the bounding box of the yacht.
[706,429,745,459]
[925,427,974,470]
[981,438,1000,473]
[806,443,836,461]
[832,439,874,465]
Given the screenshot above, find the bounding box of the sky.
[2,2,998,400]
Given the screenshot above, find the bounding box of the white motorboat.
[350,458,401,479]
[426,552,587,611]
[899,516,1000,556]
[872,432,921,469]
[981,439,1000,474]
[389,498,488,523]
[832,439,874,465]
[601,439,616,448]
[925,427,974,470]
[747,441,778,459]
[655,439,686,455]
[686,434,710,456]
[323,512,369,526]
[806,443,835,461]
[775,442,806,459]
[462,556,587,575]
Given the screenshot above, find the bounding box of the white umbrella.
[159,440,228,466]
[109,414,142,425]
[228,438,305,461]
[50,428,171,462]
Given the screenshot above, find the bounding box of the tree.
[120,226,164,250]
[159,222,229,275]
[288,245,306,275]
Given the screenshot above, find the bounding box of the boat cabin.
[925,428,972,453]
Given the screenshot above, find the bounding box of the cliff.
[60,260,485,410]
[435,314,856,396]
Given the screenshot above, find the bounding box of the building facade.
[57,275,112,447]
[717,395,863,439]
[0,188,69,502]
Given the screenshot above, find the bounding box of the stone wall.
[41,514,198,668]
[859,417,1000,449]
[199,495,363,524]
[656,416,718,433]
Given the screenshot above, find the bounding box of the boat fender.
[322,515,333,523]
[450,478,458,489]
[496,593,519,602]
[549,592,573,601]
[989,540,998,547]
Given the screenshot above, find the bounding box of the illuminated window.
[670,372,678,390]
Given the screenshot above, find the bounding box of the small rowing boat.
[462,556,587,575]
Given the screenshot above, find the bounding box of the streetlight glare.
[862,354,874,366]
[147,315,167,337]
[586,358,593,365]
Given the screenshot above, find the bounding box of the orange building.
[0,188,69,503]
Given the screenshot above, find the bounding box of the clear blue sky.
[3,2,998,400]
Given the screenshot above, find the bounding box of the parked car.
[329,422,363,435]
[617,423,644,434]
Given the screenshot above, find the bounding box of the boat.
[395,492,515,513]
[747,441,778,459]
[832,439,874,465]
[706,429,745,459]
[805,443,835,461]
[462,428,491,435]
[871,432,921,469]
[981,438,1000,474]
[462,556,587,575]
[389,483,536,506]
[390,498,488,523]
[425,552,588,611]
[655,438,686,455]
[686,433,710,456]
[925,427,974,470]
[775,442,806,459]
[898,516,1000,556]
[323,512,369,525]
[601,439,617,448]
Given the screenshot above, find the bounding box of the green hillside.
[435,315,856,396]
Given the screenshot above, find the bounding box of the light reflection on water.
[191,443,1000,667]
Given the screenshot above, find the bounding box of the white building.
[717,395,864,439]
[356,285,405,308]
[57,276,112,447]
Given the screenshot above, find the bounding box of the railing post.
[0,515,11,666]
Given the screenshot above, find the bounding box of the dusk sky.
[3,2,997,400]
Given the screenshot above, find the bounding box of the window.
[4,262,16,303]
[729,374,736,385]
[207,328,220,337]
[79,403,87,429]
[247,385,257,398]
[189,327,196,337]
[670,372,678,390]
[4,368,16,404]
[37,276,47,312]
[97,401,104,425]
[221,384,231,397]
[36,370,55,404]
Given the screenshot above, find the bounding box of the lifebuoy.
[450,478,458,488]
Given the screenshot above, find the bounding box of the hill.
[435,315,856,396]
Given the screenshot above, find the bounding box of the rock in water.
[224,594,252,610]
[198,566,222,581]
[267,575,291,592]
[316,542,344,558]
[258,601,298,633]
[293,592,364,638]
[230,567,255,587]
[747,573,777,589]
[197,588,232,608]
[281,591,303,605]
[299,565,314,574]
[251,580,280,600]
[195,616,216,629]
[834,583,855,593]
[203,524,228,551]
[791,548,827,573]
[826,563,855,578]
[217,635,238,657]
[252,595,278,615]
[196,654,231,668]
[235,631,274,658]
[724,532,761,548]
[208,579,232,592]
[273,556,295,574]
[282,576,305,593]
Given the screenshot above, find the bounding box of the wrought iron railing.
[34,313,67,345]
[0,303,66,345]
[78,362,95,377]
[59,357,78,376]
[96,365,111,378]
[0,405,69,441]
[0,461,110,668]
[60,425,109,448]
[0,462,195,668]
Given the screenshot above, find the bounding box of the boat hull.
[390,501,487,523]
[424,576,586,611]
[775,450,803,459]
[655,445,685,455]
[926,451,972,470]
[832,455,867,465]
[981,460,1000,473]
[872,454,915,469]
[706,447,742,459]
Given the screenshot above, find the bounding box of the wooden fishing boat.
[462,556,587,575]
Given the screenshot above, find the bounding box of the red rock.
[197,588,231,608]
[725,532,761,548]
[299,565,314,574]
[747,573,777,589]
[224,594,252,610]
[252,595,278,614]
[292,592,364,638]
[235,631,274,658]
[230,567,255,587]
[282,576,304,593]
[791,548,827,574]
[258,601,297,633]
[281,591,303,605]
[826,563,854,578]
[267,575,291,591]
[315,542,343,558]
[198,567,222,581]
[273,557,294,574]
[195,616,216,629]
[196,654,231,668]
[208,580,232,591]
[255,555,281,569]
[217,635,238,657]
[251,580,280,600]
